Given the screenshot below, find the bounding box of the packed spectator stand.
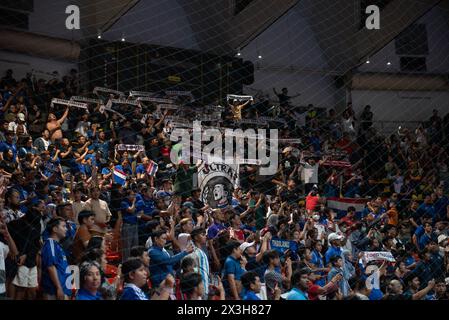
[0,68,448,301]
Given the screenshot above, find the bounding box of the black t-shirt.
[280,186,301,204]
[277,94,290,107]
[384,292,412,300]
[0,159,17,174]
[192,198,205,210]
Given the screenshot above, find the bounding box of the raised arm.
[2,83,25,112]
[241,99,252,108]
[412,280,435,300]
[52,149,61,162]
[1,95,15,113]
[76,141,90,154]
[155,111,167,128]
[58,107,69,125]
[60,146,72,159]
[149,247,189,267]
[76,148,89,163]
[255,232,271,262]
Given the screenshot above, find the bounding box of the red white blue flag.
[113,166,127,186]
[326,197,368,219]
[146,160,158,177]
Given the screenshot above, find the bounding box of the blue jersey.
[243,290,261,300]
[0,141,17,160]
[136,197,156,216]
[76,288,102,300]
[41,239,72,296]
[121,199,138,225]
[222,255,245,296]
[284,288,308,300]
[120,284,149,300]
[136,164,145,175]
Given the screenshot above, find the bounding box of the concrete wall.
[28,0,84,41]
[351,5,449,129]
[101,0,200,50]
[357,5,449,73]
[241,3,338,108]
[351,90,449,134]
[0,50,77,82]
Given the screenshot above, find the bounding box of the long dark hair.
[4,188,20,209]
[79,260,101,289]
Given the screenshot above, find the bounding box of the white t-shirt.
[393,176,404,194]
[8,122,28,135]
[302,163,319,184]
[342,118,355,133]
[75,121,91,137]
[0,240,9,294]
[314,224,326,242]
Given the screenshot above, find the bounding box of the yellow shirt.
[231,105,244,120]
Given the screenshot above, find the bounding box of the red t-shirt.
[340,216,355,228]
[161,146,170,157]
[307,283,321,300]
[230,228,245,242]
[306,195,319,211]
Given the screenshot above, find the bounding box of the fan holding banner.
[46,104,70,142]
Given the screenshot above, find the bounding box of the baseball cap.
[328,232,344,243]
[177,233,191,249]
[239,241,255,253]
[282,147,293,153]
[182,201,198,214]
[17,113,25,121]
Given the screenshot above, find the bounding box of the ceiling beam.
[229,0,299,51]
[79,0,140,38]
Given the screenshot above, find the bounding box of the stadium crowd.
[0,68,448,301]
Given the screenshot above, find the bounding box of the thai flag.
[113,166,127,186]
[146,160,158,177]
[326,197,368,219]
